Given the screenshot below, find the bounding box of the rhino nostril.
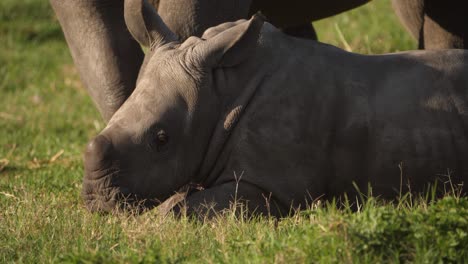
[84,134,114,173]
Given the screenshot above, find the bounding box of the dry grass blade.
[0,191,17,199]
[0,158,9,172]
[0,112,22,121]
[49,149,64,163]
[334,23,353,52]
[155,191,187,216]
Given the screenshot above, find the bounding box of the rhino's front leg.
[392,0,467,49]
[50,0,144,121]
[421,1,466,49]
[177,182,287,219]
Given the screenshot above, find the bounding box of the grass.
[0,0,466,263]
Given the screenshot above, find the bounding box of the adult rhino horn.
[124,0,178,48]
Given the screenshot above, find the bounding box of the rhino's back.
[362,50,468,195]
[220,47,468,203]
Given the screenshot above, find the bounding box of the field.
[1,0,467,263]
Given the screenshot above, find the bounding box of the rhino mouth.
[81,159,160,213]
[82,173,159,213]
[81,167,123,213]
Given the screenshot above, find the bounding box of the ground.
[0,0,467,263]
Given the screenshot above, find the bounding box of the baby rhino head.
[82,0,264,213]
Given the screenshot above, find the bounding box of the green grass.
[314,1,416,53]
[1,0,466,263]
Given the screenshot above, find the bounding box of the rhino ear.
[194,14,264,68]
[124,0,177,48]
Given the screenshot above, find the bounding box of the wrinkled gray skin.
[392,0,467,49]
[156,0,372,39]
[50,0,370,121]
[83,0,468,217]
[50,0,144,121]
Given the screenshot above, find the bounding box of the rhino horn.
[124,0,178,48]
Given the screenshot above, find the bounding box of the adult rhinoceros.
[82,0,468,216]
[50,0,370,121]
[392,0,468,49]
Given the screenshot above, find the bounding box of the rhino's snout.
[82,134,159,213]
[82,134,121,212]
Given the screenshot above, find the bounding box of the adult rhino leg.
[175,182,287,219]
[392,0,426,49]
[50,0,144,121]
[422,0,466,49]
[423,17,464,49]
[392,0,467,50]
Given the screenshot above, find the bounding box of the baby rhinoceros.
[82,0,468,217]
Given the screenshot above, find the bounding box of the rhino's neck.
[193,58,272,186]
[192,28,297,186]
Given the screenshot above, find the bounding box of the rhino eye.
[154,130,169,151]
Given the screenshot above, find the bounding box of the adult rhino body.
[155,0,371,39]
[392,0,468,49]
[50,0,370,121]
[83,0,468,216]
